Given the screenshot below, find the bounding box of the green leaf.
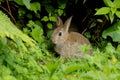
[46,60,61,77]
[65,65,81,74]
[78,44,91,53]
[105,43,115,54]
[22,0,31,9]
[57,9,64,16]
[45,5,54,13]
[113,0,120,8]
[2,75,17,80]
[111,7,116,15]
[26,13,33,19]
[18,8,26,17]
[109,12,114,23]
[30,2,41,13]
[27,20,35,28]
[14,0,24,5]
[97,19,103,22]
[41,16,49,22]
[103,0,113,7]
[58,3,66,9]
[47,23,53,29]
[116,44,120,52]
[95,7,110,15]
[49,16,57,22]
[47,30,53,38]
[102,20,120,42]
[115,11,120,18]
[31,26,44,43]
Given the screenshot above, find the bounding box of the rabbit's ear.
[64,16,73,32]
[56,16,63,27]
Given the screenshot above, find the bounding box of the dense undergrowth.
[0,0,120,80]
[0,10,120,80]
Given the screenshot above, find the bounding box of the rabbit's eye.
[58,31,62,36]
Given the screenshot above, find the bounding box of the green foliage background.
[0,0,120,80]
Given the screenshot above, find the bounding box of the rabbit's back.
[66,32,91,45]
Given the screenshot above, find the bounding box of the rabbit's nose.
[51,37,56,43]
[52,39,58,44]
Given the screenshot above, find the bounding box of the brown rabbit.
[51,16,92,58]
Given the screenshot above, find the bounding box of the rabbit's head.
[51,16,72,44]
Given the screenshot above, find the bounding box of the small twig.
[0,5,16,23]
[82,10,91,23]
[82,28,87,34]
[4,0,16,23]
[81,10,92,34]
[82,22,96,34]
[5,0,11,13]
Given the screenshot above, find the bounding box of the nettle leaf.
[113,0,120,8]
[14,0,24,5]
[57,9,63,16]
[41,16,49,22]
[115,11,120,18]
[45,5,54,13]
[22,0,31,9]
[95,7,110,15]
[27,20,34,28]
[31,26,44,43]
[46,60,61,76]
[64,65,81,74]
[102,20,120,42]
[111,7,116,15]
[103,0,113,7]
[47,23,53,29]
[105,43,115,54]
[97,19,103,22]
[30,2,41,13]
[49,16,57,22]
[58,3,66,9]
[109,12,114,23]
[18,8,26,17]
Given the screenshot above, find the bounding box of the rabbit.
[51,16,92,58]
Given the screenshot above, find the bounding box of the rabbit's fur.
[51,16,92,58]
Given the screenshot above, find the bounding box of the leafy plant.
[0,10,47,80]
[14,0,41,13]
[23,20,44,43]
[95,0,120,23]
[0,11,36,48]
[102,20,120,43]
